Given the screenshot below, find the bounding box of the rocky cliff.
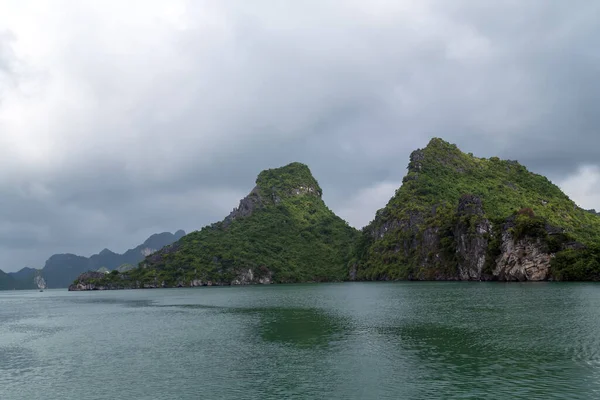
[353,138,600,281]
[68,271,110,291]
[70,139,600,290]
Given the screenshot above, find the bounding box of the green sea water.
[1,282,600,399]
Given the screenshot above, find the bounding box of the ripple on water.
[1,283,600,400]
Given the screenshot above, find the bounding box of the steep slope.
[7,267,38,289]
[42,254,90,288]
[353,138,600,281]
[0,269,19,290]
[71,163,358,290]
[0,268,40,290]
[33,230,186,288]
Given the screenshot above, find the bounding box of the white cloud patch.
[336,181,401,229]
[559,166,600,212]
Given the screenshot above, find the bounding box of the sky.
[1,1,599,272]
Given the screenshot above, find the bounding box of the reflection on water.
[1,283,600,400]
[255,307,343,348]
[162,303,345,349]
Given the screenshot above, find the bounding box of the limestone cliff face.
[175,267,273,287]
[451,197,554,282]
[357,138,598,282]
[69,267,274,291]
[361,194,566,282]
[68,272,108,291]
[453,195,491,280]
[222,187,265,228]
[33,270,47,289]
[493,231,552,281]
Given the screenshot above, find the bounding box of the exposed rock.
[116,264,135,273]
[68,271,108,291]
[563,242,586,251]
[33,270,47,290]
[348,263,358,281]
[408,149,425,172]
[223,187,264,227]
[231,268,273,285]
[363,192,572,282]
[454,195,491,280]
[140,247,157,257]
[290,186,319,196]
[494,229,552,281]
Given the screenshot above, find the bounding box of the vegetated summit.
[351,138,600,281]
[71,139,600,290]
[70,162,358,289]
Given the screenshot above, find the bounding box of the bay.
[1,282,600,399]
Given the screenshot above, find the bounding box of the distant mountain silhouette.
[8,267,37,281]
[3,230,185,289]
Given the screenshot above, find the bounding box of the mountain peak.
[223,162,323,226]
[255,162,322,199]
[407,138,476,176]
[425,137,455,149]
[99,248,115,256]
[104,162,358,287]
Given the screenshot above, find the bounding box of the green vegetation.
[36,231,184,288]
[552,246,600,281]
[357,138,600,281]
[72,140,600,287]
[255,162,322,199]
[0,269,18,290]
[380,138,600,241]
[88,163,358,287]
[0,269,35,290]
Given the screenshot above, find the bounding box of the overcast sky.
[1,1,599,272]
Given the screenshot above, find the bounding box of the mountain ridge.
[70,139,600,290]
[1,230,185,289]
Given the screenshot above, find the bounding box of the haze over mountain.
[8,267,37,281]
[0,269,20,290]
[1,230,185,289]
[1,1,600,272]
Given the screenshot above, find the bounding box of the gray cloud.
[0,0,599,271]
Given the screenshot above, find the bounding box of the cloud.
[336,181,402,229]
[558,166,600,212]
[0,0,599,270]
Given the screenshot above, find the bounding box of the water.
[1,283,600,399]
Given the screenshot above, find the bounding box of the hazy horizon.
[1,1,599,271]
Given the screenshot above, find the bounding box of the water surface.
[1,282,600,399]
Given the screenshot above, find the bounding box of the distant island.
[69,138,600,291]
[0,230,185,290]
